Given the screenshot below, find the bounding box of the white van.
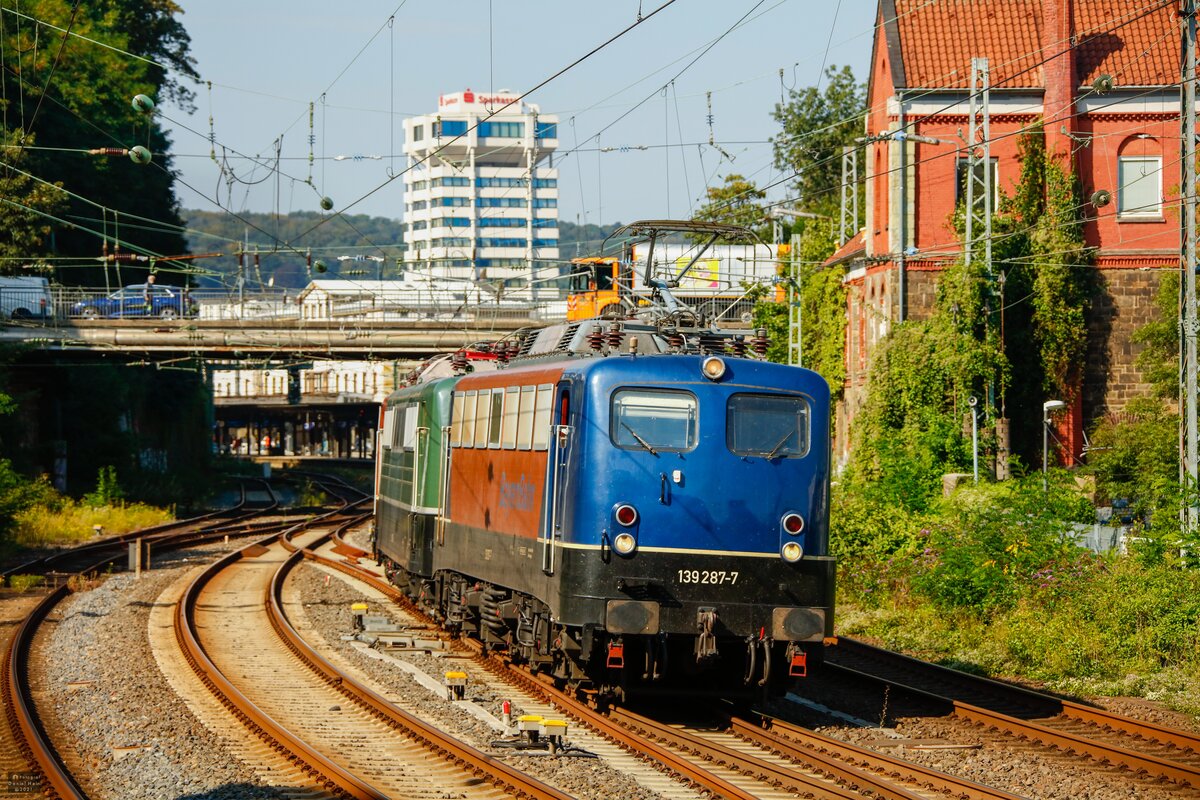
[0,276,53,320]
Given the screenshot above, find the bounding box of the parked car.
[0,276,53,321]
[72,284,197,319]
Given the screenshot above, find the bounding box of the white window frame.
[501,386,520,449]
[517,386,536,450]
[451,393,465,446]
[401,405,418,451]
[532,385,553,451]
[1117,155,1163,218]
[474,390,491,445]
[487,389,504,448]
[462,392,477,448]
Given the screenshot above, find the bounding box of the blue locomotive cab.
[551,354,834,689]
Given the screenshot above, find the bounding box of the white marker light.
[701,356,727,381]
[613,532,637,555]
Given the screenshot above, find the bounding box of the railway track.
[1,479,296,800]
[295,528,1020,800]
[176,507,571,800]
[826,636,1200,790]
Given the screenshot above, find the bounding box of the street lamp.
[1043,399,1067,491]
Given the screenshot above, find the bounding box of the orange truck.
[565,257,625,321]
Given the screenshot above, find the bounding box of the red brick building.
[840,0,1179,470]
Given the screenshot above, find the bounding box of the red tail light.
[615,504,638,526]
[782,513,804,535]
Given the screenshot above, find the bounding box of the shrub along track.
[0,481,292,800]
[825,636,1200,792]
[0,479,280,587]
[298,532,1024,800]
[175,507,570,800]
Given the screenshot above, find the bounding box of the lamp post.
[1043,399,1067,492]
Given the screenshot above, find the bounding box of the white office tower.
[401,90,559,289]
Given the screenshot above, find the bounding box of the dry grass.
[13,501,173,547]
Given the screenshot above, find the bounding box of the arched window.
[1117,135,1162,218]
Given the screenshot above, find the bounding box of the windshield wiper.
[621,422,658,456]
[764,430,793,460]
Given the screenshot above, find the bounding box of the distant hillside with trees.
[182,210,623,289]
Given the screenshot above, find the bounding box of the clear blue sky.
[164,0,875,228]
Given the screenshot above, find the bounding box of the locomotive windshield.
[726,393,810,459]
[611,389,697,452]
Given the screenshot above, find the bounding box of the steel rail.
[607,705,921,800]
[1,499,287,800]
[268,527,571,800]
[830,637,1200,787]
[728,713,1025,800]
[2,585,85,800]
[950,701,1200,787]
[291,540,773,800]
[175,522,384,800]
[835,636,1200,755]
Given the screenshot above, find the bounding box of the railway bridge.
[0,315,535,466]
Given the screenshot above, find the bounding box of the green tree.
[691,173,769,240]
[771,65,866,216]
[0,130,67,266]
[1,0,197,284]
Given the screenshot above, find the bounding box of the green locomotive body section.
[376,376,455,577]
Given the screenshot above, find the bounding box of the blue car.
[73,284,197,319]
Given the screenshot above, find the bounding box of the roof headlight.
[781,542,803,562]
[701,356,726,381]
[613,532,637,556]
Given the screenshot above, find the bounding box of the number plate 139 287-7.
[676,569,739,585]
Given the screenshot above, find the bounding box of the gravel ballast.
[30,543,289,800]
[287,561,674,800]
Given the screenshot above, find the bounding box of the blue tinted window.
[438,217,471,227]
[437,120,468,137]
[532,218,556,228]
[535,122,557,139]
[477,197,526,208]
[476,177,526,188]
[437,197,469,207]
[533,239,557,247]
[433,176,469,187]
[532,198,557,208]
[532,178,557,188]
[478,238,526,248]
[478,217,526,228]
[479,121,523,138]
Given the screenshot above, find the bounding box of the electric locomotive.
[375,221,834,698]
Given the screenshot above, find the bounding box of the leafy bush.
[14,499,172,546]
[82,465,125,508]
[838,476,1092,617]
[7,574,43,591]
[296,480,329,508]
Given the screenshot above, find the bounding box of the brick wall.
[1084,266,1170,425]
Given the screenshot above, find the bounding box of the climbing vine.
[844,124,1092,505]
[749,217,847,397]
[1016,128,1094,398]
